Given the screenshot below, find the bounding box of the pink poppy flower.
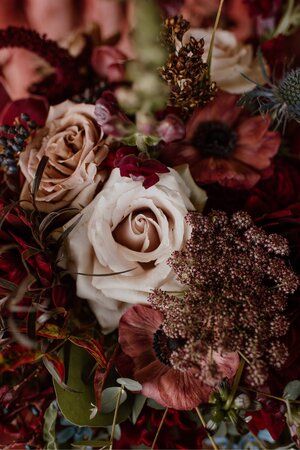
[118,304,239,410]
[161,92,281,189]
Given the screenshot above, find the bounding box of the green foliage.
[43,401,58,450]
[54,343,131,427]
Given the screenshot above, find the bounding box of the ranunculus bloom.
[118,304,239,410]
[184,28,266,94]
[62,167,207,332]
[19,101,108,213]
[161,92,281,189]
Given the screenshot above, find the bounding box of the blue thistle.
[239,68,300,129]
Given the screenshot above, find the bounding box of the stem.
[249,431,267,450]
[224,358,245,411]
[206,0,225,75]
[241,386,300,405]
[195,407,219,450]
[109,386,124,450]
[151,408,168,450]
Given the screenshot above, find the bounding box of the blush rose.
[19,101,108,212]
[61,166,207,332]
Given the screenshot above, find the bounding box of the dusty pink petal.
[191,157,260,189]
[25,0,77,41]
[226,0,254,41]
[186,93,240,141]
[235,130,280,171]
[92,46,126,83]
[83,0,125,41]
[213,351,240,380]
[158,369,211,410]
[119,304,163,359]
[237,116,271,148]
[134,360,170,408]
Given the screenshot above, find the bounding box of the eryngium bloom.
[149,210,299,386]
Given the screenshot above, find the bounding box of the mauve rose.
[61,166,207,332]
[19,101,108,213]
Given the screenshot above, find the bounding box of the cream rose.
[186,28,266,94]
[62,166,207,332]
[19,101,108,213]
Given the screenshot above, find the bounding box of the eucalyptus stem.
[195,407,219,450]
[206,0,225,75]
[151,407,168,450]
[109,385,124,450]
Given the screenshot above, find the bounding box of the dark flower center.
[153,326,185,366]
[192,121,237,157]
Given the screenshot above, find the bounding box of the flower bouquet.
[0,0,299,448]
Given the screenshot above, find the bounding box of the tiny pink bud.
[156,114,185,143]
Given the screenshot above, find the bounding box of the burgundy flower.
[246,399,286,441]
[118,304,239,410]
[105,147,170,188]
[161,92,281,189]
[115,405,206,449]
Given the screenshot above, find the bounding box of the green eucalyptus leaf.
[132,394,147,424]
[101,387,127,414]
[54,344,131,427]
[147,398,165,410]
[117,378,142,392]
[43,401,58,450]
[284,380,300,400]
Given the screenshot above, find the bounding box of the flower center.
[192,121,237,157]
[153,326,185,366]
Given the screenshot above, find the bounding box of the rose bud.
[95,91,119,125]
[156,114,185,143]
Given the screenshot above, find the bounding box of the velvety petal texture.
[62,167,207,332]
[118,304,239,410]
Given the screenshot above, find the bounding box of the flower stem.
[151,408,168,450]
[241,386,300,404]
[249,431,267,450]
[224,358,245,411]
[195,407,219,450]
[206,0,225,75]
[109,385,124,450]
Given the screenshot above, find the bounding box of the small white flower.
[89,402,98,420]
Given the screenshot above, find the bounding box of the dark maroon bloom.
[115,405,206,449]
[246,399,286,440]
[105,147,170,188]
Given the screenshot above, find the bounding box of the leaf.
[71,440,110,448]
[31,155,49,202]
[117,378,142,392]
[43,400,58,450]
[100,387,127,414]
[69,334,106,367]
[37,323,68,340]
[54,343,131,427]
[147,398,165,410]
[55,214,81,250]
[132,394,147,424]
[283,380,300,400]
[43,354,65,383]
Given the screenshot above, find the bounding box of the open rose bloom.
[19,101,108,212]
[62,167,207,332]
